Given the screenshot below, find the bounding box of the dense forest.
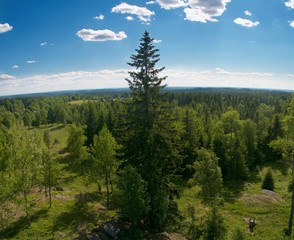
[1,32,294,239]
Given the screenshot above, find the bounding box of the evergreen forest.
[1,31,294,240]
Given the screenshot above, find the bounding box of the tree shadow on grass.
[0,208,48,238]
[50,124,66,132]
[263,161,290,176]
[51,200,97,238]
[222,181,245,203]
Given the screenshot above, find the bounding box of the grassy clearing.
[178,163,292,239]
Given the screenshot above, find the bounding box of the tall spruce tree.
[122,31,179,231]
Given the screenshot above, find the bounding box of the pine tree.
[262,168,275,191]
[122,31,179,231]
[115,165,149,226]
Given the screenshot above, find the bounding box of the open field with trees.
[1,32,294,239]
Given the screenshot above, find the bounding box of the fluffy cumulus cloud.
[289,20,294,28]
[155,0,187,9]
[244,10,252,16]
[0,23,13,33]
[111,2,154,23]
[76,29,127,42]
[184,0,231,23]
[285,0,294,9]
[40,42,47,46]
[234,17,260,28]
[94,14,104,20]
[12,65,19,69]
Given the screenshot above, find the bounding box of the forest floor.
[0,124,292,239]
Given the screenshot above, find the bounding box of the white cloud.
[126,16,134,21]
[1,68,294,96]
[0,23,13,33]
[184,0,231,23]
[289,20,294,28]
[146,1,156,5]
[111,2,155,23]
[155,0,187,9]
[94,14,104,20]
[165,68,292,90]
[0,74,15,80]
[285,0,294,9]
[40,42,47,46]
[0,69,129,96]
[244,10,252,16]
[76,29,127,42]
[27,60,36,64]
[12,65,19,69]
[234,17,260,28]
[153,39,162,43]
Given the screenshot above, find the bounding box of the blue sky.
[1,0,294,96]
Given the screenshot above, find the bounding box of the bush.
[261,168,275,191]
[202,205,227,240]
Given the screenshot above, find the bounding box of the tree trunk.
[45,185,48,198]
[23,191,31,225]
[106,174,109,209]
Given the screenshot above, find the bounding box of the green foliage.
[114,165,149,225]
[67,124,87,174]
[12,129,43,224]
[1,81,294,239]
[43,129,51,149]
[202,205,227,240]
[212,110,249,181]
[41,149,60,207]
[193,148,223,205]
[262,168,275,191]
[0,125,14,205]
[90,125,119,207]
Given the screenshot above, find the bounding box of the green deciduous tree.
[193,148,223,205]
[67,124,87,174]
[41,149,60,207]
[212,110,249,181]
[43,129,51,149]
[0,125,14,206]
[90,125,119,208]
[13,130,43,225]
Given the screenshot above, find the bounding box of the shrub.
[261,168,275,191]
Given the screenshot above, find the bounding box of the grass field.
[0,124,293,239]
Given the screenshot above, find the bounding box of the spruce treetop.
[126,31,166,94]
